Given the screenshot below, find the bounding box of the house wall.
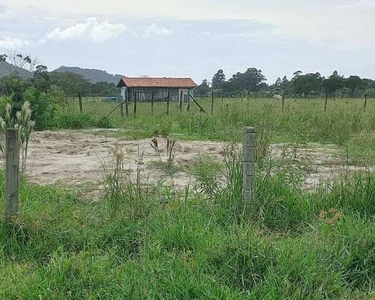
[128,88,191,102]
[121,87,127,100]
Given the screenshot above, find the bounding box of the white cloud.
[336,0,375,8]
[46,17,127,43]
[0,37,28,49]
[144,23,172,37]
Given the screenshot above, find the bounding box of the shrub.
[23,88,58,130]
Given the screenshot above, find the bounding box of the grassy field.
[1,96,375,298]
[79,96,375,165]
[1,157,375,298]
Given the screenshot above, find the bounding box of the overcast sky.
[1,0,374,83]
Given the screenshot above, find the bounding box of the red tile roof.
[118,77,197,88]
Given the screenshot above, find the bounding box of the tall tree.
[322,70,345,95]
[293,70,303,79]
[194,79,210,97]
[211,69,226,89]
[5,51,40,73]
[228,68,266,92]
[293,72,323,95]
[345,75,363,92]
[274,77,282,86]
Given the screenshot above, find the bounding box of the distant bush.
[55,111,114,129]
[23,88,59,130]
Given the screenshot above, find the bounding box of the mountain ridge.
[0,61,33,78]
[53,66,123,84]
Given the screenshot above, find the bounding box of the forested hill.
[0,61,32,78]
[53,66,123,84]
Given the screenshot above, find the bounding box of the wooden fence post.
[324,93,328,112]
[78,92,83,113]
[179,90,183,112]
[5,129,20,221]
[243,127,255,207]
[120,101,124,118]
[167,90,170,115]
[364,94,368,112]
[187,91,191,112]
[133,90,137,117]
[151,91,154,114]
[125,89,129,117]
[211,91,214,114]
[282,92,285,111]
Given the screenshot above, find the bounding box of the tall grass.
[1,164,375,298]
[76,97,375,165]
[1,96,375,298]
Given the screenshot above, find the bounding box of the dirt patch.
[4,130,373,199]
[24,131,225,198]
[270,143,375,190]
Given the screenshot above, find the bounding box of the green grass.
[2,95,374,164]
[1,160,375,298]
[1,95,375,298]
[77,96,375,165]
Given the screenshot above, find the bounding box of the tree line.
[0,52,119,99]
[194,68,375,98]
[0,52,120,130]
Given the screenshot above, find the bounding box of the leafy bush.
[55,110,114,129]
[23,88,58,130]
[55,112,92,129]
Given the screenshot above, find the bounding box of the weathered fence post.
[167,90,170,115]
[125,89,129,117]
[179,90,183,112]
[133,90,137,117]
[187,91,191,112]
[282,92,285,111]
[324,93,328,112]
[243,127,255,207]
[151,91,154,114]
[120,101,124,118]
[78,92,83,113]
[211,91,214,114]
[364,94,368,112]
[5,129,20,221]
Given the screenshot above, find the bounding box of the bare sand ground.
[7,130,373,199]
[25,130,225,199]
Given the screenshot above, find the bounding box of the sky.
[0,0,375,84]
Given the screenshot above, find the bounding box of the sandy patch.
[270,143,375,189]
[1,130,372,198]
[25,131,225,198]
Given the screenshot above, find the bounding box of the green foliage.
[55,110,114,129]
[226,67,266,93]
[212,69,226,90]
[23,88,58,130]
[1,168,375,298]
[194,79,210,97]
[49,71,91,97]
[192,155,223,197]
[91,81,119,97]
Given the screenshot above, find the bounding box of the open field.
[1,136,375,298]
[7,130,374,196]
[1,96,375,298]
[76,96,375,165]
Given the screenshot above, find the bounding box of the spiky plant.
[0,101,35,176]
[166,136,176,168]
[150,137,162,162]
[16,102,35,176]
[101,144,126,213]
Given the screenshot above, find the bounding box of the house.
[117,77,197,103]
